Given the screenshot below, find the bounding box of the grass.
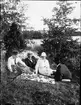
[0,49,80,105]
[0,77,80,105]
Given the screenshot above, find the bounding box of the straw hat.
[41,52,46,57]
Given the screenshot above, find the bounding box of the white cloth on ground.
[19,73,55,84]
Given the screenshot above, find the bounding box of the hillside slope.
[1,78,80,105]
[1,50,80,105]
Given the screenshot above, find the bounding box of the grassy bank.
[0,78,80,105]
[0,49,80,105]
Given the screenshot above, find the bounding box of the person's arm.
[35,59,40,75]
[46,60,50,69]
[7,59,13,72]
[16,57,27,67]
[46,60,56,73]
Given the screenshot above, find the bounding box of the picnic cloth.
[18,73,55,84]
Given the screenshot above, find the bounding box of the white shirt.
[35,58,51,75]
[7,56,26,72]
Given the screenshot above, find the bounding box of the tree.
[3,22,26,60]
[23,30,42,39]
[0,0,28,59]
[43,1,80,32]
[42,1,80,58]
[42,1,80,81]
[0,0,28,40]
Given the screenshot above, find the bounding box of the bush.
[64,56,80,83]
[41,38,80,83]
[3,22,26,59]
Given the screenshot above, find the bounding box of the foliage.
[41,36,80,83]
[0,0,28,40]
[23,30,43,39]
[3,22,26,59]
[41,1,80,82]
[0,79,80,105]
[43,1,80,31]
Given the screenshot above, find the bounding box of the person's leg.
[54,70,62,81]
[61,76,71,82]
[61,73,72,82]
[17,65,32,74]
[7,65,18,79]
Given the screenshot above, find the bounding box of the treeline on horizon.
[22,30,81,39]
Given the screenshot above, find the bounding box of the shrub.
[3,22,26,59]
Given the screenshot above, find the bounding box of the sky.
[19,0,80,31]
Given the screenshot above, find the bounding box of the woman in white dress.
[35,52,56,76]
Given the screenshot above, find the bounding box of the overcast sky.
[19,0,80,31]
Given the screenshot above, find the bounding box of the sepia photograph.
[0,0,80,105]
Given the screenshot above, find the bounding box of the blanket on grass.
[18,73,55,84]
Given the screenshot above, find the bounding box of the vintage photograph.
[0,0,80,105]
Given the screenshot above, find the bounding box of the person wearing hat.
[35,52,56,76]
[7,50,31,74]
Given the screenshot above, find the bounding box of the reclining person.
[7,50,32,76]
[35,52,56,77]
[22,53,37,70]
[54,58,72,82]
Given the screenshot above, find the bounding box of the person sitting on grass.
[54,57,72,82]
[7,50,32,76]
[35,52,56,77]
[22,53,38,70]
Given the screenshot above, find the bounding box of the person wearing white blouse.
[7,50,31,74]
[35,52,56,76]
